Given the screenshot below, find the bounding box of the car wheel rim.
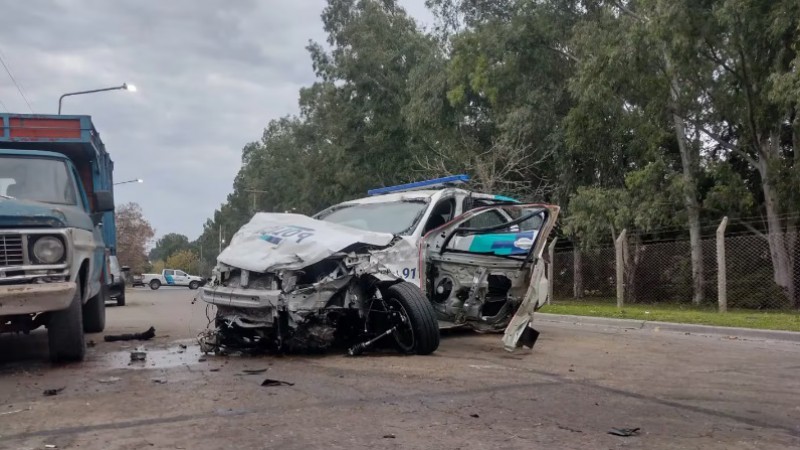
[385,297,414,352]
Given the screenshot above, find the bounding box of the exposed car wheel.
[383,282,440,355]
[83,282,107,333]
[116,288,126,306]
[149,279,161,290]
[189,281,200,290]
[49,279,86,363]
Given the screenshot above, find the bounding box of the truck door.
[173,270,189,286]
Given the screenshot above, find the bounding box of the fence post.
[615,229,627,309]
[547,238,558,305]
[717,216,728,313]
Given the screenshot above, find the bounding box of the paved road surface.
[0,288,798,449]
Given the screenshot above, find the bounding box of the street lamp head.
[123,83,137,92]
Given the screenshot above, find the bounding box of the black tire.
[49,279,86,363]
[83,282,107,333]
[384,282,440,355]
[189,280,200,290]
[149,279,161,290]
[116,288,126,306]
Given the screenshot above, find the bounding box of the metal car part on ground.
[199,180,559,356]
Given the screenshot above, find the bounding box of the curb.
[536,313,800,343]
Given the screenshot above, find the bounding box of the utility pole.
[218,226,224,253]
[245,188,269,214]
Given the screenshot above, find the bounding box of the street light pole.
[58,83,137,114]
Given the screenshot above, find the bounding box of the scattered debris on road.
[151,378,167,384]
[242,368,268,375]
[98,377,120,384]
[470,413,480,418]
[0,407,30,416]
[44,445,57,449]
[105,326,156,342]
[130,349,147,362]
[260,378,294,387]
[383,434,396,439]
[87,340,96,347]
[43,387,64,397]
[556,424,582,433]
[198,356,207,362]
[608,427,640,437]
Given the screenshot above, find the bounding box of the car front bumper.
[0,282,77,315]
[199,285,281,310]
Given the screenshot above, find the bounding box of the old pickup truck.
[0,114,117,362]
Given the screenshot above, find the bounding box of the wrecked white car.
[199,175,559,356]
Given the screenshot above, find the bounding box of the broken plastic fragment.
[608,427,640,437]
[260,378,294,387]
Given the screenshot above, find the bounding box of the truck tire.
[149,279,161,290]
[49,279,86,363]
[116,289,126,306]
[383,282,440,355]
[83,282,107,333]
[189,280,200,290]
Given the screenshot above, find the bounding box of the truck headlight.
[32,236,65,264]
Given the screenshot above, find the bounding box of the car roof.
[337,189,457,205]
[340,188,520,204]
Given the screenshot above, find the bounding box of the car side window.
[423,197,456,234]
[176,271,186,277]
[164,270,175,276]
[460,210,508,230]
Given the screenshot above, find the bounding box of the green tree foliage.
[115,203,155,275]
[149,233,191,262]
[165,249,200,275]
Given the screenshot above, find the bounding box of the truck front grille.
[0,234,24,267]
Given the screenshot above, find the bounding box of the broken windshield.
[318,200,429,235]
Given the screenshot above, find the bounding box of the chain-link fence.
[553,221,799,310]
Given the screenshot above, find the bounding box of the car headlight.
[32,236,65,264]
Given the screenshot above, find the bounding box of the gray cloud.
[0,0,432,240]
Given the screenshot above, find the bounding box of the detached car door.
[421,203,560,351]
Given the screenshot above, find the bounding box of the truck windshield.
[0,157,78,205]
[318,200,429,235]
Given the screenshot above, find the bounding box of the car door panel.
[422,204,560,349]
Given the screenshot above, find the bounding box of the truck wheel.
[49,279,86,363]
[383,282,440,355]
[189,281,200,290]
[116,289,126,306]
[149,279,161,290]
[83,282,107,333]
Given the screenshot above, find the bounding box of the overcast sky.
[0,0,432,240]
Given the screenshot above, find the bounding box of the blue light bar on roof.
[368,174,470,196]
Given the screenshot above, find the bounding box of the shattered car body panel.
[421,204,559,347]
[200,187,559,355]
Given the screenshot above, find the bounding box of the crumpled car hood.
[218,213,395,273]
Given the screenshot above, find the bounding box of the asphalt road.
[0,288,798,449]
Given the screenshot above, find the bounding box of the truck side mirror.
[94,191,115,212]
